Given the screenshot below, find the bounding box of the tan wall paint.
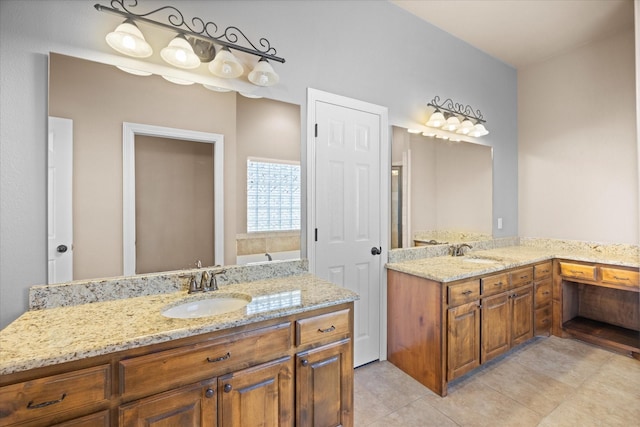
[519,28,638,244]
[49,54,237,279]
[135,136,214,273]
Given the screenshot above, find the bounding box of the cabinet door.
[481,293,510,363]
[296,338,353,427]
[119,380,216,427]
[218,356,294,427]
[447,301,480,380]
[511,285,534,347]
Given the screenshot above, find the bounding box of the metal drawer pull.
[520,275,528,279]
[27,393,67,409]
[543,291,550,295]
[494,282,503,287]
[207,352,231,363]
[318,325,336,333]
[461,290,473,295]
[613,276,630,281]
[570,270,584,275]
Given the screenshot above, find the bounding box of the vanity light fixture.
[425,96,489,138]
[161,34,201,69]
[161,75,195,85]
[96,0,285,86]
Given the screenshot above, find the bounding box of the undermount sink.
[462,257,501,264]
[162,294,252,319]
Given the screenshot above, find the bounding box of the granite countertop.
[386,245,639,283]
[0,274,358,376]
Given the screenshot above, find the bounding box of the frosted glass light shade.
[105,20,152,58]
[161,35,201,69]
[469,124,489,137]
[456,119,475,134]
[426,112,446,127]
[248,58,279,87]
[441,116,461,131]
[209,48,244,78]
[161,75,194,85]
[116,66,152,76]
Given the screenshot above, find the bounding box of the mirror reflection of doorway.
[391,165,403,249]
[135,136,215,274]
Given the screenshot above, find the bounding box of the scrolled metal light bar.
[427,95,486,124]
[94,0,285,63]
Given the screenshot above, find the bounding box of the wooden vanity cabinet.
[533,262,553,336]
[480,269,534,363]
[0,303,354,427]
[388,263,541,397]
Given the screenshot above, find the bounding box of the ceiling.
[391,0,634,69]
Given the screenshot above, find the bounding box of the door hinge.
[314,123,318,138]
[315,228,318,242]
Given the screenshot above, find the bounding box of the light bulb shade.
[161,75,194,85]
[116,66,152,76]
[209,48,244,78]
[161,35,201,69]
[105,20,152,58]
[441,116,461,131]
[203,84,232,92]
[426,112,446,128]
[248,58,279,87]
[469,124,489,137]
[456,119,475,134]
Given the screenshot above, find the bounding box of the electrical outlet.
[497,218,503,230]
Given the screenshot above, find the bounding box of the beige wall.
[135,136,214,273]
[49,53,237,279]
[408,134,492,240]
[519,28,638,244]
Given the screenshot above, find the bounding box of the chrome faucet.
[450,243,473,257]
[265,253,273,261]
[188,269,227,293]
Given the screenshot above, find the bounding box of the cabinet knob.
[224,384,232,393]
[301,359,309,367]
[205,388,214,398]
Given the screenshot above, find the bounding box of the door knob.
[56,244,68,253]
[371,246,382,255]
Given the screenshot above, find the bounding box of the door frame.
[122,122,224,276]
[306,88,390,361]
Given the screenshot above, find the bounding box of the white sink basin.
[162,294,251,319]
[462,257,500,264]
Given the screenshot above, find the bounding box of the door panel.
[47,116,73,284]
[314,99,382,367]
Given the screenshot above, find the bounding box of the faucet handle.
[188,275,200,294]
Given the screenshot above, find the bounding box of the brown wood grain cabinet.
[533,261,553,336]
[388,262,545,396]
[553,260,639,358]
[0,303,354,427]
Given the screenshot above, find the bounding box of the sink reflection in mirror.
[391,126,493,249]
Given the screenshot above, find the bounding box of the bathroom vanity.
[0,273,357,427]
[386,245,639,397]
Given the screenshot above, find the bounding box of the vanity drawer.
[559,262,596,281]
[600,267,639,290]
[448,280,480,307]
[510,267,533,287]
[119,322,291,400]
[534,262,553,280]
[535,305,552,335]
[534,279,552,307]
[296,309,350,347]
[480,273,509,297]
[0,365,110,426]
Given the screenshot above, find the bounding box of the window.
[247,158,301,233]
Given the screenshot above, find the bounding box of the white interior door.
[47,116,73,284]
[309,90,388,367]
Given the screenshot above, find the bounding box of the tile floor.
[353,336,640,426]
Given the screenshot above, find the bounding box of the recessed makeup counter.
[385,239,639,396]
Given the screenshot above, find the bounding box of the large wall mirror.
[391,126,493,248]
[48,53,301,284]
